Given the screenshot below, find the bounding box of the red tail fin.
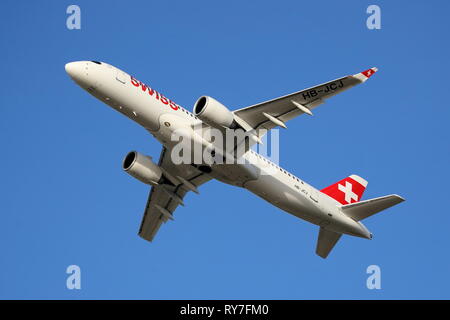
[321,174,368,205]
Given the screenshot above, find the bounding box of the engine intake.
[193,96,238,129]
[122,151,163,186]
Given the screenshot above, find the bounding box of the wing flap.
[138,185,188,241]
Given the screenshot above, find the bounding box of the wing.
[138,147,212,241]
[233,68,378,132]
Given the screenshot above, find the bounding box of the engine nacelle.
[193,96,238,129]
[122,151,163,186]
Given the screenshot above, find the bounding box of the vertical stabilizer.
[321,174,368,205]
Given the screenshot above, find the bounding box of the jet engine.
[122,151,163,186]
[193,96,238,129]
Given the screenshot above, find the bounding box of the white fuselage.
[65,61,371,239]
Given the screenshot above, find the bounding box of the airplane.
[65,60,404,258]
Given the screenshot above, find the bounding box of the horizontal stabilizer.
[316,227,342,259]
[341,194,405,221]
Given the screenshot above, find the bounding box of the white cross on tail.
[338,181,358,203]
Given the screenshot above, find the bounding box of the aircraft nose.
[65,61,83,79]
[65,61,91,87]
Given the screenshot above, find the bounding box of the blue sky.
[1,0,449,299]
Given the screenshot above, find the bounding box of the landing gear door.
[115,68,127,84]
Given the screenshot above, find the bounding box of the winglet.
[353,67,378,83]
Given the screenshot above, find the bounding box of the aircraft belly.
[210,163,259,187]
[243,174,322,225]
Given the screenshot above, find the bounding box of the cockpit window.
[91,61,102,65]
